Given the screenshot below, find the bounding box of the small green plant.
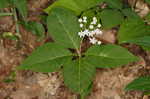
[20,21,45,41]
[125,76,150,95]
[17,0,140,98]
[1,0,150,98]
[3,71,16,83]
[0,0,45,40]
[0,0,27,18]
[18,8,138,97]
[1,32,18,40]
[0,0,28,38]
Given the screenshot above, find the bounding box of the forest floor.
[1,0,150,99]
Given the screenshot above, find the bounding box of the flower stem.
[78,38,84,57]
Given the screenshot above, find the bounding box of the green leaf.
[3,71,16,83]
[3,79,15,83]
[118,18,150,43]
[81,9,96,19]
[143,46,150,51]
[44,0,102,15]
[123,36,150,47]
[0,0,9,8]
[145,0,150,5]
[13,0,28,18]
[99,9,124,29]
[21,21,45,40]
[145,13,150,22]
[144,91,150,95]
[47,7,80,49]
[103,0,123,9]
[63,58,95,95]
[18,43,72,73]
[125,76,150,91]
[85,44,139,68]
[122,8,140,19]
[123,36,150,51]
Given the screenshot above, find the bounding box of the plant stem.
[80,94,84,99]
[78,38,84,57]
[77,49,81,57]
[13,8,21,38]
[0,13,13,16]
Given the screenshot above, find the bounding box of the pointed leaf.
[18,43,72,73]
[99,9,124,29]
[122,8,140,19]
[103,0,123,9]
[125,76,150,91]
[145,13,150,22]
[118,18,150,43]
[145,0,150,5]
[44,0,103,15]
[63,58,95,95]
[0,0,9,8]
[47,7,80,49]
[144,91,150,95]
[123,36,150,47]
[85,44,139,68]
[20,21,45,40]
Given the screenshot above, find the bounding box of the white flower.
[92,17,97,24]
[89,38,97,44]
[94,29,103,35]
[88,30,95,36]
[97,41,102,45]
[97,24,101,28]
[93,17,97,21]
[78,18,82,23]
[77,16,103,45]
[80,24,83,28]
[81,16,87,23]
[83,16,87,20]
[83,19,87,23]
[91,21,97,25]
[89,25,94,29]
[78,31,85,38]
[84,29,90,36]
[90,22,94,25]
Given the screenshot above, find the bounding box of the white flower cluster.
[78,16,103,45]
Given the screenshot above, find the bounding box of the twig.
[0,13,13,17]
[12,8,21,38]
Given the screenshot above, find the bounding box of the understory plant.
[1,0,150,98]
[18,7,138,98]
[44,1,150,97]
[0,0,45,40]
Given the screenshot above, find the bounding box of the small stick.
[0,12,13,17]
[12,8,21,38]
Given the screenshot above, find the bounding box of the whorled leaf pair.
[18,7,138,97]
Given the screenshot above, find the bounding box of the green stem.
[13,8,21,38]
[78,38,84,57]
[80,94,84,99]
[0,13,13,16]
